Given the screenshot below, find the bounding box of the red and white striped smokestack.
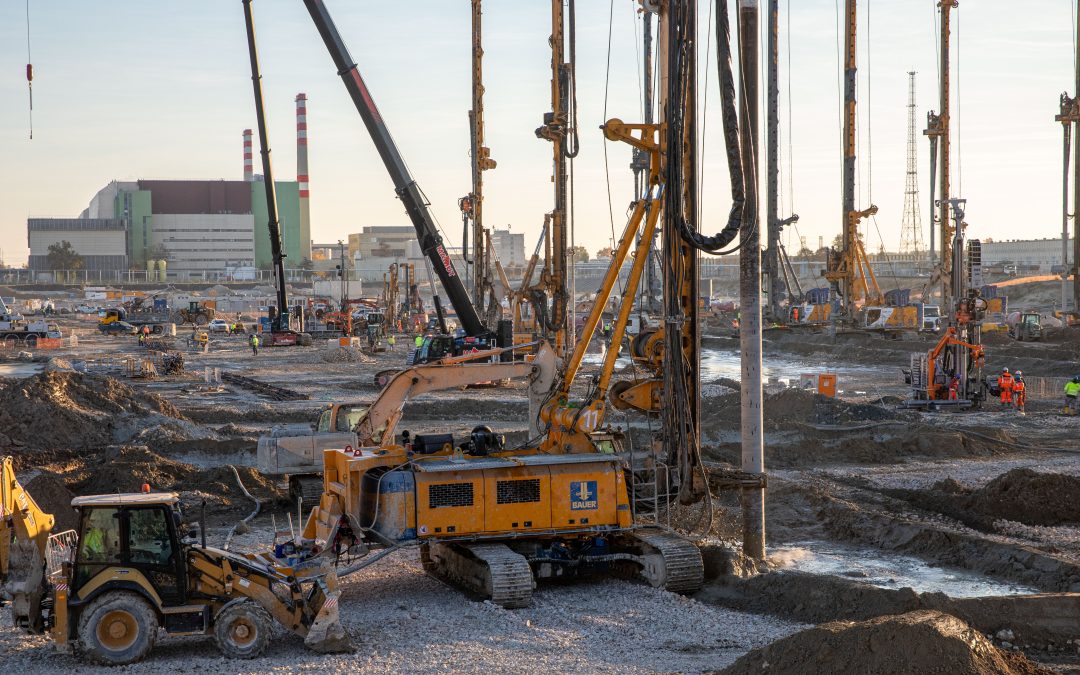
[295,94,309,197]
[242,129,253,182]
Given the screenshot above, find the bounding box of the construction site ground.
[2,313,1078,673]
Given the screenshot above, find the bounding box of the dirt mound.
[703,429,1004,468]
[0,371,185,450]
[702,388,899,434]
[24,473,78,532]
[891,469,1080,530]
[722,610,1051,675]
[65,445,285,521]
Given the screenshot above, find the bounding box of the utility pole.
[900,72,924,258]
[764,0,780,321]
[926,1,958,307]
[1075,1,1080,310]
[738,0,765,562]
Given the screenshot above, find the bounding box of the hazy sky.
[1,1,1076,267]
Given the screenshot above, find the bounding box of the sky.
[0,0,1077,268]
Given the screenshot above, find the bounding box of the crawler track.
[423,542,535,608]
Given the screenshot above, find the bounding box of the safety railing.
[46,529,78,579]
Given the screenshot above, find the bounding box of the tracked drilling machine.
[907,199,988,409]
[291,0,718,609]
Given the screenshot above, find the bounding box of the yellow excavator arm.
[354,342,557,446]
[1,456,56,633]
[0,456,55,582]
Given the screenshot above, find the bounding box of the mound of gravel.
[722,610,1052,675]
[0,371,185,450]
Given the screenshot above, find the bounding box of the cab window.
[337,405,367,432]
[77,507,121,564]
[316,409,333,432]
[127,508,175,568]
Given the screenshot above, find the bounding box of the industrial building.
[981,237,1075,273]
[27,94,313,280]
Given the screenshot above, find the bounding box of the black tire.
[77,591,158,666]
[213,600,272,659]
[24,335,37,347]
[152,325,163,334]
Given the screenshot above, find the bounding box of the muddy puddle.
[772,540,1039,597]
[0,362,45,378]
[585,348,892,392]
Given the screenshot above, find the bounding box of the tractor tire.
[77,591,158,666]
[213,599,273,659]
[196,314,210,326]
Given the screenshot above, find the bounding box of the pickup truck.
[257,402,368,506]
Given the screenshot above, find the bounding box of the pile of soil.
[24,473,78,532]
[0,371,185,450]
[722,610,1051,675]
[703,428,1004,468]
[702,388,900,434]
[63,445,285,520]
[889,469,1080,531]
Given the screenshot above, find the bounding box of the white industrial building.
[27,219,128,273]
[150,213,256,275]
[982,237,1074,272]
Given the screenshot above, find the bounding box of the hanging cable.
[664,0,743,255]
[564,0,580,159]
[25,0,34,140]
[602,0,618,245]
[700,0,714,224]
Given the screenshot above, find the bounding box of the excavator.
[0,456,350,665]
[292,0,706,609]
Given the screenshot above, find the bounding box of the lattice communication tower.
[899,71,924,255]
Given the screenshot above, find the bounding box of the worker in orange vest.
[948,376,959,400]
[792,306,800,322]
[997,367,1014,407]
[1013,371,1027,414]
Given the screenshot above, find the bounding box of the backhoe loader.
[0,456,350,665]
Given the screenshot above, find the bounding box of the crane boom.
[243,0,290,333]
[302,0,487,337]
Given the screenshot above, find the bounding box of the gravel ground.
[0,540,805,674]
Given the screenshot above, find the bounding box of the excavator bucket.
[2,536,46,632]
[303,570,352,654]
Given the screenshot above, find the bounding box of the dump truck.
[0,456,350,665]
[257,402,367,507]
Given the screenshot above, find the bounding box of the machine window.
[338,406,367,432]
[127,508,175,567]
[77,508,121,563]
